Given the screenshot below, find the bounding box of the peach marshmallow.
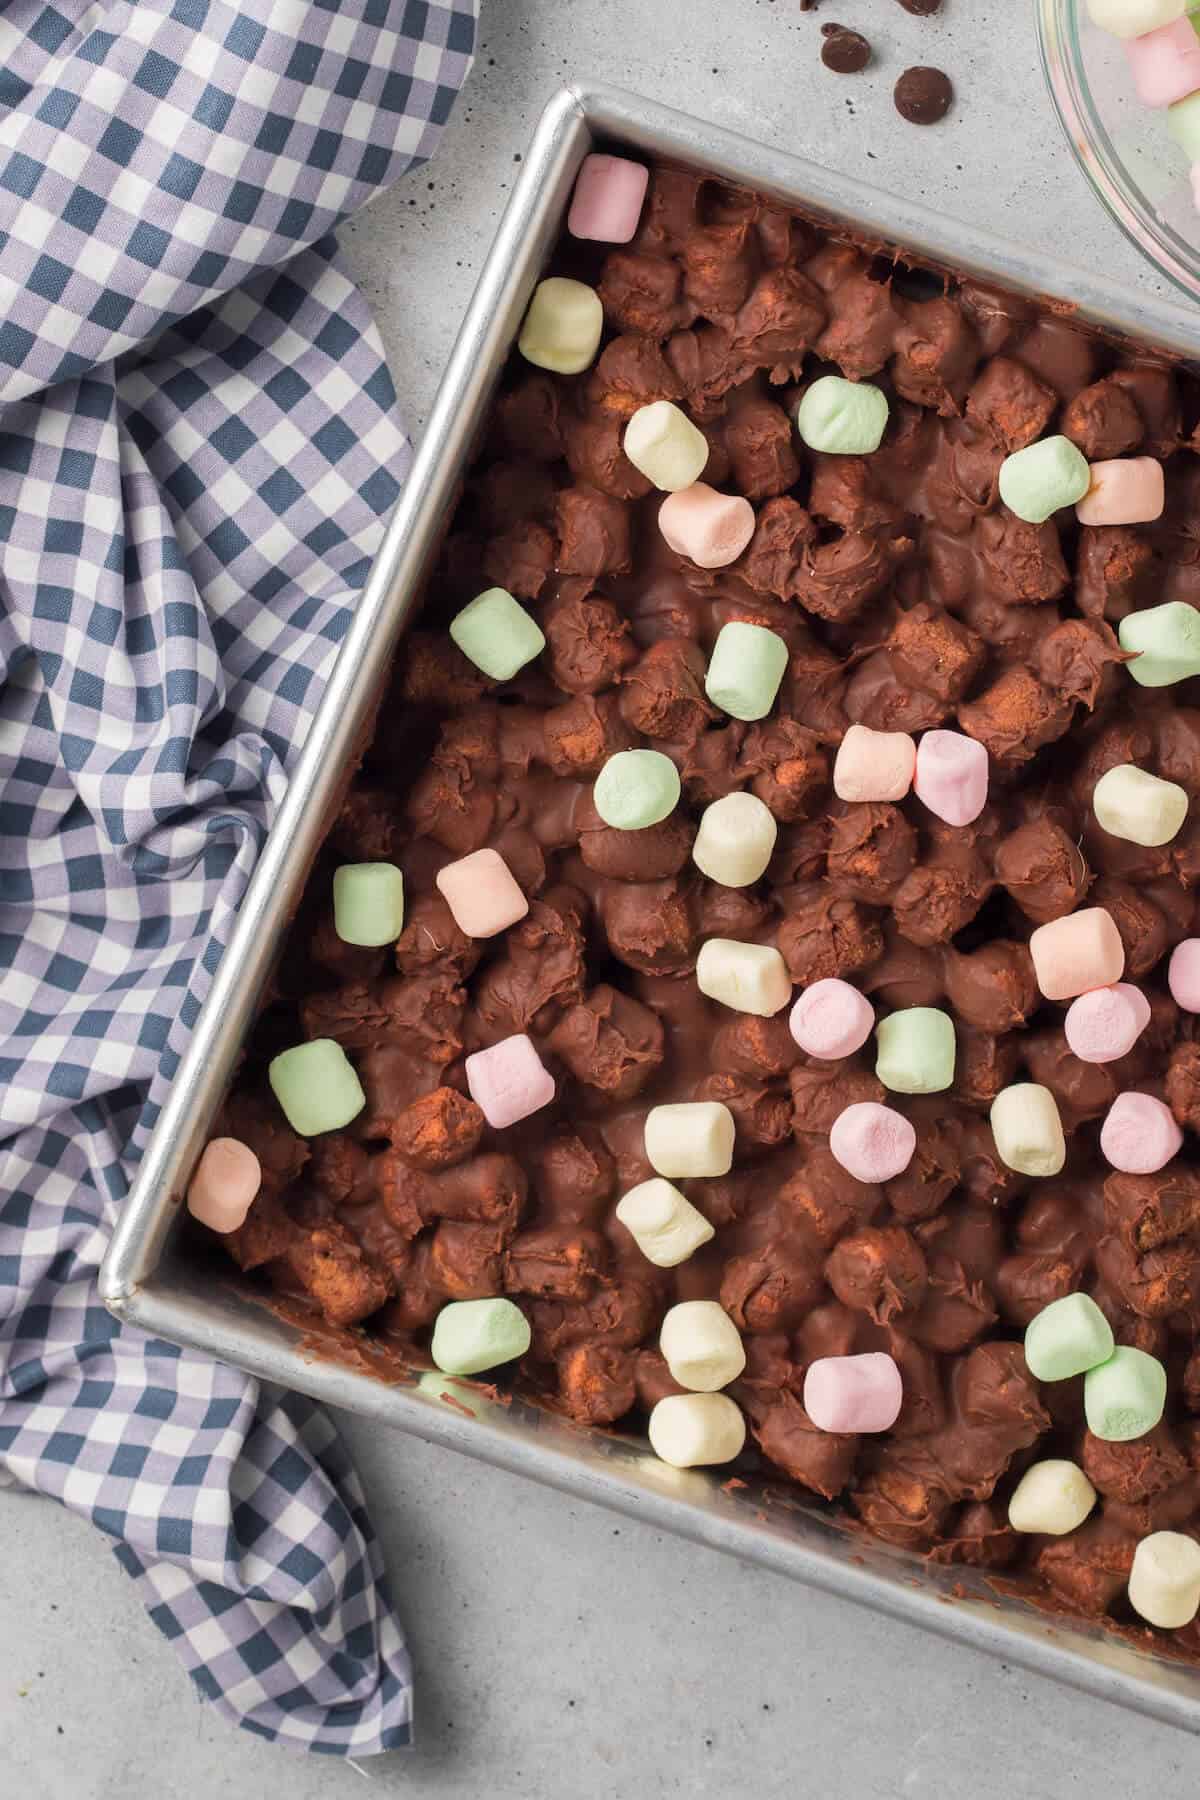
[1123,15,1200,107]
[833,723,916,803]
[436,848,529,938]
[1075,457,1165,526]
[187,1137,261,1234]
[658,483,755,569]
[1028,907,1125,1000]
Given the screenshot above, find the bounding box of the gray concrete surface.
[3,1,1198,1795]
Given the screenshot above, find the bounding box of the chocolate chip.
[894,65,954,124]
[821,24,871,73]
[898,0,943,13]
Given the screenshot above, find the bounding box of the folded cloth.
[0,0,477,1754]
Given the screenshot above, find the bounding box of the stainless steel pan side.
[100,81,1200,1729]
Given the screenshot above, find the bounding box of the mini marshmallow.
[1093,763,1189,847]
[464,1033,555,1130]
[1008,1461,1097,1536]
[704,620,789,722]
[1124,16,1200,106]
[795,375,888,455]
[430,1297,532,1376]
[593,747,681,830]
[644,1101,736,1178]
[187,1137,261,1234]
[803,1353,903,1434]
[1064,983,1152,1063]
[615,1178,715,1268]
[1028,907,1125,1000]
[623,400,709,491]
[658,482,756,569]
[1128,1531,1200,1629]
[696,938,793,1017]
[914,730,989,826]
[989,1082,1067,1178]
[692,791,778,888]
[648,1392,747,1468]
[269,1039,365,1137]
[1119,601,1200,687]
[874,1007,956,1094]
[998,435,1091,523]
[833,722,917,803]
[1076,456,1165,525]
[828,1101,917,1183]
[790,979,876,1060]
[1087,0,1186,37]
[659,1300,747,1391]
[450,586,546,681]
[517,276,604,374]
[436,847,529,938]
[1169,85,1200,159]
[567,152,649,242]
[1100,1092,1184,1174]
[1084,1345,1167,1442]
[1024,1292,1116,1382]
[332,862,405,947]
[1169,938,1200,1010]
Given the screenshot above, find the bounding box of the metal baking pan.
[101,80,1200,1730]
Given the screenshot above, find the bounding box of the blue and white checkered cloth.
[0,0,477,1755]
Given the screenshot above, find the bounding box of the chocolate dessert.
[209,159,1200,1648]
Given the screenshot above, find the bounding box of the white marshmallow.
[1128,1531,1200,1628]
[517,277,604,374]
[1007,1460,1097,1536]
[648,1392,747,1468]
[695,938,792,1017]
[692,791,778,888]
[1087,0,1185,38]
[1093,763,1189,847]
[659,1300,747,1392]
[989,1083,1067,1178]
[615,1178,715,1268]
[644,1102,735,1178]
[623,400,709,491]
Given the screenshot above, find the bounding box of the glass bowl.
[1038,0,1200,302]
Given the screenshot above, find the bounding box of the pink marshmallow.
[1100,1092,1184,1174]
[829,1101,917,1183]
[789,978,876,1060]
[1123,16,1200,106]
[465,1032,555,1129]
[804,1352,904,1434]
[914,729,989,826]
[568,153,650,243]
[1193,164,1200,213]
[436,847,529,939]
[1029,907,1125,1000]
[658,483,756,570]
[1075,456,1165,526]
[833,723,916,803]
[187,1137,261,1234]
[1169,937,1200,1011]
[1063,982,1152,1063]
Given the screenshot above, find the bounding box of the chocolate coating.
[215,159,1200,1655]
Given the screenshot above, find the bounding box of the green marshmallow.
[795,375,888,455]
[875,1006,956,1094]
[430,1297,532,1376]
[1084,1346,1168,1443]
[1169,88,1200,161]
[1024,1292,1115,1383]
[593,748,681,830]
[268,1038,365,1137]
[704,621,789,722]
[332,862,405,947]
[449,587,546,681]
[997,435,1090,524]
[1118,602,1200,688]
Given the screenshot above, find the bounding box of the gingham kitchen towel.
[0,0,477,1754]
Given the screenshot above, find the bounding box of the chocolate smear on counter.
[821,24,871,73]
[894,65,954,124]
